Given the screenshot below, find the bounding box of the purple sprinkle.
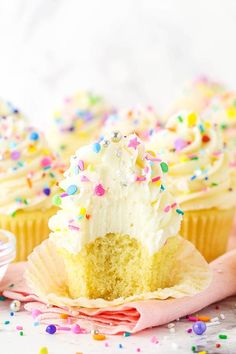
[11,151,21,160]
[174,138,187,151]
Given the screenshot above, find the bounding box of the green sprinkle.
[160,184,165,191]
[4,321,10,325]
[219,334,227,339]
[191,345,196,352]
[19,331,24,336]
[211,182,218,187]
[0,295,6,301]
[52,195,62,206]
[123,332,131,337]
[177,115,183,123]
[221,123,228,130]
[60,144,67,151]
[176,209,184,215]
[11,211,17,218]
[160,161,168,173]
[191,157,199,160]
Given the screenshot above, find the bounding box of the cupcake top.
[0,117,65,215]
[102,105,161,141]
[47,91,111,160]
[148,111,235,211]
[166,76,225,118]
[49,132,183,255]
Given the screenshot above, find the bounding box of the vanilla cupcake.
[0,117,65,261]
[47,132,209,301]
[166,77,225,119]
[47,91,111,163]
[148,111,236,261]
[102,105,161,141]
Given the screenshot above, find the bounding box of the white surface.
[0,0,236,126]
[0,298,236,354]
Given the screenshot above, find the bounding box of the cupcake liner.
[0,207,57,262]
[180,208,235,262]
[25,236,211,309]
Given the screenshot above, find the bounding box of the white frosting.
[49,134,182,255]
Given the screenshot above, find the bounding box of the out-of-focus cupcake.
[0,117,65,261]
[148,111,236,262]
[102,105,162,141]
[47,91,112,164]
[165,76,225,119]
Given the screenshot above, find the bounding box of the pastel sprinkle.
[174,138,187,151]
[68,225,80,231]
[164,205,171,213]
[128,137,140,150]
[72,324,81,334]
[16,326,23,330]
[67,185,78,195]
[78,160,84,171]
[41,157,51,168]
[52,195,62,206]
[92,142,101,153]
[11,151,21,160]
[32,308,41,318]
[94,184,105,196]
[160,161,168,173]
[30,131,39,141]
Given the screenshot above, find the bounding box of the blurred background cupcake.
[47,91,112,164]
[148,111,236,262]
[0,116,65,261]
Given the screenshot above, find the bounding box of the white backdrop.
[0,0,235,126]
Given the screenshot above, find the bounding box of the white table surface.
[1,297,236,354]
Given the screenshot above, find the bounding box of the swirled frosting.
[47,91,112,162]
[102,105,161,141]
[148,111,236,211]
[49,133,183,255]
[166,76,225,119]
[0,117,65,215]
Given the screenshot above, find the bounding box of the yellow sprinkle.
[54,111,61,118]
[59,313,69,319]
[154,180,161,186]
[198,352,207,354]
[79,207,86,216]
[28,145,37,153]
[227,106,236,120]
[146,150,156,157]
[179,156,188,163]
[204,121,211,129]
[42,148,50,155]
[93,334,106,341]
[39,347,48,354]
[87,164,94,172]
[187,112,197,127]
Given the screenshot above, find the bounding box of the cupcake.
[48,132,209,301]
[148,111,236,262]
[102,105,161,141]
[47,91,112,163]
[0,117,65,261]
[166,76,225,119]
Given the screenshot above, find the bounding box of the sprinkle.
[202,135,210,143]
[187,328,192,333]
[19,331,24,336]
[151,176,161,183]
[59,313,68,319]
[68,225,80,231]
[43,187,51,196]
[174,138,187,151]
[57,326,71,331]
[40,157,52,168]
[197,316,210,322]
[10,312,14,316]
[72,324,81,334]
[206,321,220,327]
[160,161,168,173]
[176,209,184,215]
[136,349,141,352]
[198,352,207,354]
[123,332,131,337]
[118,344,123,348]
[219,313,225,320]
[150,336,158,344]
[52,195,61,206]
[192,321,206,335]
[67,185,78,195]
[188,316,198,322]
[136,176,146,182]
[190,175,197,181]
[30,131,39,141]
[128,137,140,150]
[164,205,171,213]
[4,321,10,325]
[34,322,40,326]
[187,112,197,127]
[46,324,57,335]
[11,151,21,160]
[94,184,105,196]
[0,295,6,301]
[216,343,221,348]
[191,345,196,352]
[39,347,48,354]
[16,326,23,330]
[219,334,227,339]
[177,115,183,123]
[92,142,101,153]
[80,175,90,182]
[167,323,175,329]
[93,334,106,341]
[78,160,84,171]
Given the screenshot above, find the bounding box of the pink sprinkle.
[16,326,23,331]
[32,309,41,319]
[71,324,81,334]
[171,203,177,208]
[57,326,71,331]
[61,193,68,197]
[105,342,109,347]
[187,328,192,333]
[136,349,141,352]
[67,318,73,325]
[68,225,80,231]
[144,166,149,173]
[212,150,222,156]
[188,316,198,322]
[41,157,52,168]
[164,205,171,213]
[146,156,162,162]
[78,160,84,171]
[150,336,159,344]
[136,176,146,182]
[81,175,90,182]
[174,138,187,151]
[94,184,105,196]
[152,176,161,183]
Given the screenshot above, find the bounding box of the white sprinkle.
[211,317,219,322]
[207,321,221,327]
[171,342,179,350]
[167,323,175,329]
[220,313,225,320]
[169,327,176,334]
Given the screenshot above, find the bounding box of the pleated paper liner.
[0,207,57,262]
[25,236,211,309]
[180,208,235,262]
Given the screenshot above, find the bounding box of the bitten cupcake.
[0,117,65,261]
[148,111,236,262]
[47,91,111,163]
[46,132,210,302]
[102,105,161,141]
[166,76,225,119]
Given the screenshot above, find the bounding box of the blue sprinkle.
[92,142,101,153]
[33,322,40,327]
[118,344,123,348]
[30,131,39,141]
[10,312,14,317]
[67,185,78,195]
[190,175,197,181]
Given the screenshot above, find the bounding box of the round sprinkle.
[43,187,51,196]
[160,161,168,173]
[30,131,39,141]
[46,324,57,335]
[93,334,106,341]
[39,347,48,354]
[67,185,78,195]
[11,151,21,160]
[92,142,101,153]
[52,195,61,206]
[94,184,105,196]
[71,324,81,334]
[192,321,206,335]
